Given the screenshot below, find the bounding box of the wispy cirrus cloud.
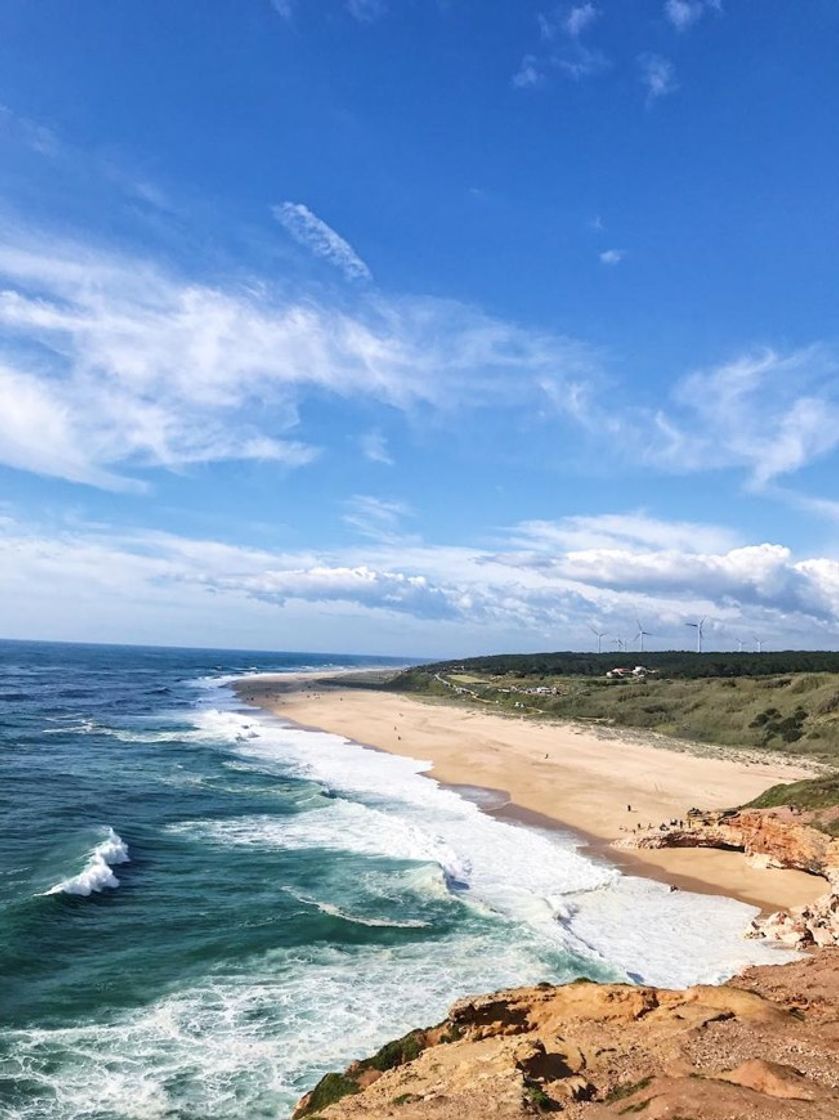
[513,4,609,89]
[342,494,414,542]
[270,0,295,19]
[0,223,596,490]
[543,343,839,499]
[272,201,372,281]
[538,4,600,41]
[359,429,394,465]
[664,0,722,32]
[562,3,600,38]
[661,346,839,487]
[346,0,387,23]
[507,512,741,555]
[0,103,59,157]
[638,53,678,102]
[512,55,545,89]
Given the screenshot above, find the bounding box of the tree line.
[407,650,839,680]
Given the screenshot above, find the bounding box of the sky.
[1,0,839,658]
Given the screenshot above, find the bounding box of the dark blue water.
[0,640,788,1119]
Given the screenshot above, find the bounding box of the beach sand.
[235,673,824,914]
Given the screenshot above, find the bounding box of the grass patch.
[298,1073,360,1117]
[746,774,839,811]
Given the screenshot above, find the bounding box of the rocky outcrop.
[616,809,839,875]
[293,951,839,1119]
[616,808,839,948]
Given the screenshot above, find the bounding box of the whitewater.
[0,641,795,1120]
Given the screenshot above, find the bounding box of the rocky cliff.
[293,950,839,1119]
[616,808,839,948]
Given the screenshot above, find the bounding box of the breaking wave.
[45,828,130,897]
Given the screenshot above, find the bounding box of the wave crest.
[46,827,130,897]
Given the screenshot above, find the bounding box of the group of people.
[619,805,690,834]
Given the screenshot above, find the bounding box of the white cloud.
[770,487,839,524]
[0,104,59,157]
[557,43,610,80]
[270,0,295,19]
[599,248,624,265]
[359,429,393,465]
[2,509,839,653]
[346,0,387,22]
[539,4,600,40]
[659,347,839,487]
[565,3,599,37]
[512,55,544,89]
[542,343,839,495]
[342,494,413,541]
[272,201,372,281]
[516,5,608,87]
[0,225,595,489]
[507,512,742,555]
[664,0,702,30]
[638,54,678,101]
[664,0,722,32]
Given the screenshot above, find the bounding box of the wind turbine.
[611,636,626,652]
[685,616,707,653]
[754,635,764,653]
[736,638,745,653]
[635,615,652,653]
[589,625,608,654]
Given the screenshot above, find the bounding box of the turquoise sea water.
[0,640,792,1120]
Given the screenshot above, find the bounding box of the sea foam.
[184,701,798,987]
[45,827,130,897]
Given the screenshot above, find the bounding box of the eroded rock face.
[617,809,839,948]
[293,950,839,1120]
[618,809,839,876]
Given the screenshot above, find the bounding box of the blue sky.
[1,0,839,656]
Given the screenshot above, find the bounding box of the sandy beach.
[235,672,824,914]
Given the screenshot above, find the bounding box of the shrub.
[360,1031,425,1073]
[300,1073,360,1116]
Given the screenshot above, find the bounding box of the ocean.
[0,639,792,1120]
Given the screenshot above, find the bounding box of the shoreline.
[233,671,824,915]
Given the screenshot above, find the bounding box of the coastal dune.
[236,674,822,913]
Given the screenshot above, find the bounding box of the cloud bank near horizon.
[2,509,838,656]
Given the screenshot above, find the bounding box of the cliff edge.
[292,950,839,1119]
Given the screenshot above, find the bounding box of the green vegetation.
[748,773,839,810]
[386,658,839,766]
[747,774,839,835]
[298,1072,360,1116]
[358,1029,425,1073]
[394,650,839,681]
[606,1076,654,1104]
[391,1093,422,1105]
[523,1082,562,1112]
[296,1030,432,1117]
